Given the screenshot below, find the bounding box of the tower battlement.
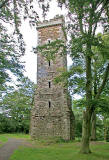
[37,15,64,29]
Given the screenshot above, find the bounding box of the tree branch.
[0,0,10,9]
[92,0,109,36]
[97,0,109,20]
[88,1,96,36]
[77,4,84,35]
[96,63,109,99]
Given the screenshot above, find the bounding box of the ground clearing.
[0,134,109,160]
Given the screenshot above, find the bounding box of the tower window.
[49,60,50,66]
[49,101,51,108]
[49,81,51,88]
[48,40,51,43]
[47,39,51,44]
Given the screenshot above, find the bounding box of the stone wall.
[30,16,75,140]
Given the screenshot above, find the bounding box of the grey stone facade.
[30,16,75,140]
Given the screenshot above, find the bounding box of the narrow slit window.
[49,60,50,66]
[49,81,51,88]
[48,40,51,43]
[49,101,51,108]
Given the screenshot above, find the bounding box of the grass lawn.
[0,134,109,160]
[0,133,30,147]
[10,140,109,160]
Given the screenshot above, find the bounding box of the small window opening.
[48,40,51,44]
[49,81,51,88]
[49,60,50,66]
[49,101,51,108]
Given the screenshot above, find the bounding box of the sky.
[20,21,38,83]
[20,0,72,84]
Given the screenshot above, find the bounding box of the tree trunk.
[80,55,92,154]
[80,109,92,153]
[104,117,106,141]
[91,110,96,141]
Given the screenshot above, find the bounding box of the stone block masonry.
[30,16,75,140]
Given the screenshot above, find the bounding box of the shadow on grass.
[92,152,109,160]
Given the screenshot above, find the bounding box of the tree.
[0,0,24,88]
[4,0,108,153]
[37,0,109,153]
[57,0,109,153]
[73,97,109,141]
[73,100,83,139]
[0,77,36,133]
[0,0,42,92]
[96,95,109,141]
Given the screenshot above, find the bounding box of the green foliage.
[73,97,109,141]
[0,77,36,134]
[0,0,43,89]
[96,118,104,141]
[105,128,109,142]
[105,118,109,142]
[97,33,109,59]
[96,96,109,115]
[73,100,83,138]
[0,32,24,86]
[37,39,66,61]
[0,114,15,133]
[36,0,109,153]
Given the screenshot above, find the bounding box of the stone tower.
[30,16,75,140]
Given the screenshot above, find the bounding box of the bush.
[0,114,30,134]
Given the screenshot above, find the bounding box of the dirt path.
[0,138,32,160]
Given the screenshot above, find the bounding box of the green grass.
[5,133,30,139]
[10,141,109,160]
[0,134,109,160]
[0,134,8,143]
[0,133,30,147]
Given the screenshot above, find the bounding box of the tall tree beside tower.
[39,0,109,153]
[57,0,109,153]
